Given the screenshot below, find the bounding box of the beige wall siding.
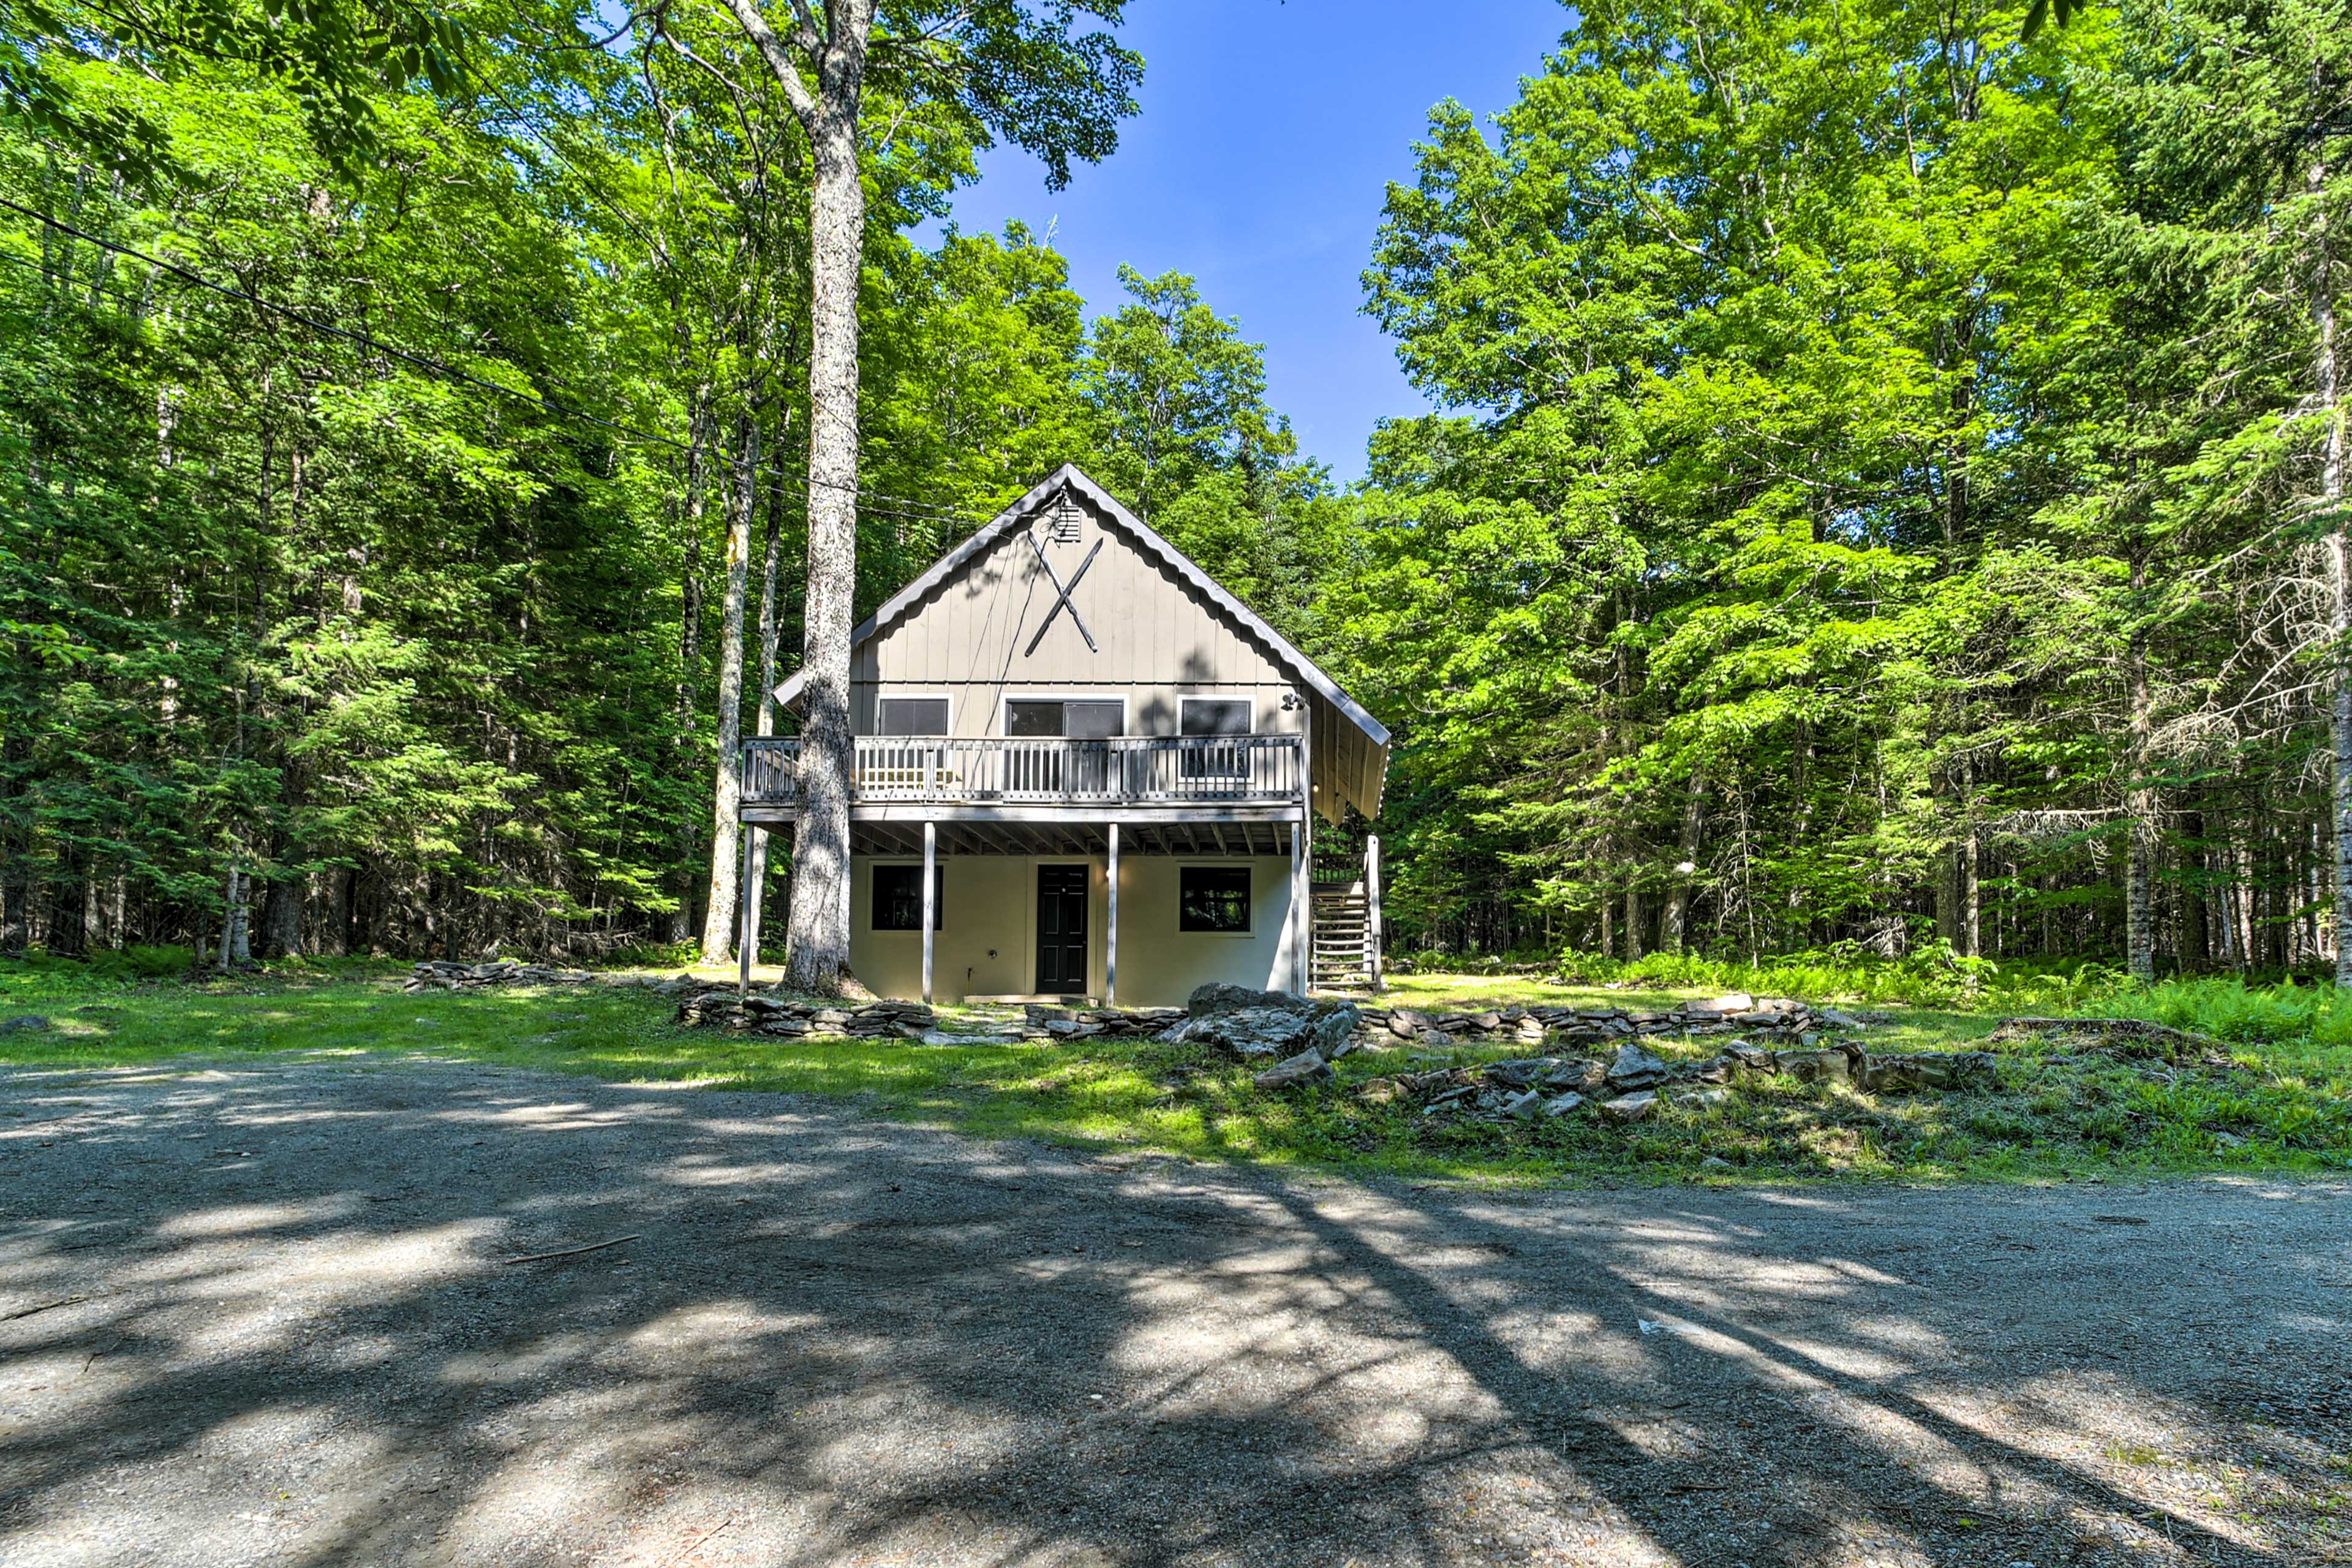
[850,497,1301,739]
[848,852,1298,1006]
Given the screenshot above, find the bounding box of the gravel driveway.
[0,1057,2345,1567]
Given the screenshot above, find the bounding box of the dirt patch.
[0,1058,2345,1566]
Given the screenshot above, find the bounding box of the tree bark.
[773,12,876,994]
[672,388,712,946]
[1934,840,1961,952]
[700,413,760,964]
[2317,145,2352,985]
[260,874,304,959]
[2179,807,2209,973]
[44,845,85,959]
[755,426,791,741]
[1963,830,1981,959]
[218,856,249,970]
[2127,548,2157,982]
[0,733,25,956]
[1660,769,1705,956]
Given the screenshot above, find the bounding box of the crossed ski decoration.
[1025,529,1104,655]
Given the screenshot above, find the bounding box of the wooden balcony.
[742,734,1306,824]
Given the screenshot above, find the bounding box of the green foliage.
[0,14,1322,966]
[1,0,466,178]
[1077,265,1346,642]
[2100,979,2352,1048]
[1553,943,2131,1012]
[86,943,194,979]
[9,0,2352,1006]
[1330,0,2352,984]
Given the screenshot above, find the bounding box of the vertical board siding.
[859,497,1294,739]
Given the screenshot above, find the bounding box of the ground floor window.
[872,864,944,930]
[1178,865,1253,932]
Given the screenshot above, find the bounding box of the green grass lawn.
[2,962,2346,1185]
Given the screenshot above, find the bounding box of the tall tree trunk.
[1935,840,1961,952]
[1963,830,1981,960]
[2180,807,2210,973]
[2258,823,2277,968]
[1660,769,1705,956]
[744,435,793,962]
[672,388,712,946]
[781,43,873,995]
[2126,548,2157,982]
[320,867,349,958]
[699,413,759,964]
[45,845,84,959]
[0,733,24,956]
[218,856,249,970]
[260,871,304,959]
[755,428,791,741]
[2318,145,2352,985]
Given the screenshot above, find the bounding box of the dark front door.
[1036,864,1089,994]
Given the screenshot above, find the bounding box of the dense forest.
[2,0,2348,984]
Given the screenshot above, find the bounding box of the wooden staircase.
[1311,877,1374,990]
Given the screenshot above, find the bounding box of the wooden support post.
[736,824,758,992]
[1366,833,1384,990]
[921,820,937,1007]
[1295,698,1314,992]
[1106,822,1120,1008]
[1298,809,1317,992]
[743,828,769,986]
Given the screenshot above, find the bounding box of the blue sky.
[934,1,1573,482]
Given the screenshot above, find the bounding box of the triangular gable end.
[771,464,1390,820]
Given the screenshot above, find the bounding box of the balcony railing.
[744,734,1303,808]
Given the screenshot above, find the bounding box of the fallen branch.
[0,1294,89,1322]
[502,1234,639,1265]
[654,1515,735,1568]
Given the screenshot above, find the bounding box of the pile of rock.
[677,990,939,1039]
[1150,984,1365,1091]
[404,959,596,992]
[1360,992,1870,1052]
[1012,1003,1188,1042]
[1356,1038,1997,1125]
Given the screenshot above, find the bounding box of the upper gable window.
[878,697,950,736]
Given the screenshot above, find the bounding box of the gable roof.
[772,463,1390,820]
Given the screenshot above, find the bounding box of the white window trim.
[995,692,1131,737]
[1175,861,1257,938]
[873,691,956,737]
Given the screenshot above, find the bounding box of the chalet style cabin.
[738,464,1390,1007]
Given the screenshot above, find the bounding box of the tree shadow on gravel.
[0,1058,2342,1567]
